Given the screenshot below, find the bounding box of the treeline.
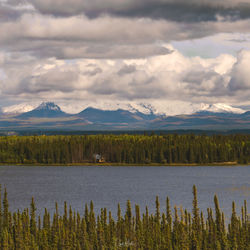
[0,134,249,164]
[0,185,249,249]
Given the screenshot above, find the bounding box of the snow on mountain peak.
[36,102,61,111]
[60,101,247,116]
[1,101,247,117]
[199,103,245,114]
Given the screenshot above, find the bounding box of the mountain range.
[0,102,249,131]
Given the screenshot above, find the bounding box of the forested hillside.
[0,134,249,165]
[0,185,249,249]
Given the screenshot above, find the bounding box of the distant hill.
[150,111,250,130]
[77,107,157,124]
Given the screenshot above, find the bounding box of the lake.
[0,165,249,220]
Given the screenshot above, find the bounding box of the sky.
[0,0,250,115]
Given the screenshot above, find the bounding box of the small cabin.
[94,154,105,163]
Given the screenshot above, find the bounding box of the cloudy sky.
[0,0,250,115]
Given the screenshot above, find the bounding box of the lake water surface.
[0,165,249,219]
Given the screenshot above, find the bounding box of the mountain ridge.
[1,101,247,116]
[0,102,249,131]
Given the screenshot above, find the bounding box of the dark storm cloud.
[90,2,250,22]
[14,0,250,22]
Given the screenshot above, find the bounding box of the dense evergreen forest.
[0,134,249,165]
[0,185,249,249]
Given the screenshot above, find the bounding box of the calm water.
[0,165,249,219]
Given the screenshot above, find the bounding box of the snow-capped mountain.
[16,102,69,119]
[78,102,245,116]
[0,101,249,131]
[2,101,245,117]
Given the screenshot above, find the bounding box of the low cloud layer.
[1,47,250,114]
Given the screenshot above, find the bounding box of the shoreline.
[0,162,248,167]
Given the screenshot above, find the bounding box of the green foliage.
[0,186,249,249]
[0,134,249,165]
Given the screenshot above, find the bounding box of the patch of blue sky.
[172,33,250,58]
